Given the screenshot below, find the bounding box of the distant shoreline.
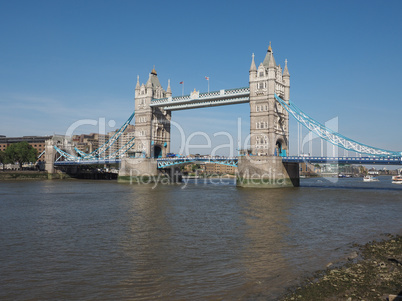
[0,170,49,180]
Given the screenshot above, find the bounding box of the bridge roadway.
[150,87,250,111]
[53,156,402,168]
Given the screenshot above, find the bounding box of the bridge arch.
[153,145,162,158]
[275,137,287,157]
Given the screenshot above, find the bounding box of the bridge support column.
[118,158,158,183]
[118,158,182,184]
[236,156,299,188]
[44,140,56,174]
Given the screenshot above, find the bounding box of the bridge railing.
[282,156,402,165]
[150,87,250,107]
[157,156,239,168]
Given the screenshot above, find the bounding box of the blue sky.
[1,0,401,156]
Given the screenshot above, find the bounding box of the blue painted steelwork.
[274,94,401,157]
[37,150,45,159]
[102,137,136,160]
[53,155,402,168]
[77,112,135,159]
[74,137,136,161]
[54,159,121,166]
[54,146,77,161]
[282,156,402,165]
[54,136,135,162]
[157,157,238,169]
[157,158,197,168]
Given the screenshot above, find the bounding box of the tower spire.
[268,49,276,68]
[283,59,290,77]
[166,79,172,97]
[263,42,275,68]
[151,65,157,75]
[136,75,140,89]
[249,53,257,72]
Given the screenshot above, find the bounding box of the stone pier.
[236,156,299,188]
[118,158,181,183]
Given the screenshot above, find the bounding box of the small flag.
[205,76,209,80]
[179,81,183,84]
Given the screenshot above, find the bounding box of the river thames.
[1,177,401,300]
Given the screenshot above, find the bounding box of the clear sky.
[1,0,401,156]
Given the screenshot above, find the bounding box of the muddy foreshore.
[280,234,402,301]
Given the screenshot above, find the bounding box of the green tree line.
[0,142,38,170]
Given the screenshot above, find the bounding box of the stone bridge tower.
[134,67,171,158]
[237,44,298,188]
[249,43,290,157]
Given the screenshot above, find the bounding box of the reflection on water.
[0,177,401,300]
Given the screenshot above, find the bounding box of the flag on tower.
[205,76,209,80]
[179,81,184,96]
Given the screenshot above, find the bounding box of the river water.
[1,177,401,300]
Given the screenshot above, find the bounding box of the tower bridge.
[132,44,290,161]
[47,44,402,187]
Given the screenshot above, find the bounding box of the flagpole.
[182,82,184,96]
[205,76,210,93]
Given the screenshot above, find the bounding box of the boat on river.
[392,175,402,184]
[363,175,379,182]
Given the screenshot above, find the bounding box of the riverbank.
[0,170,118,180]
[0,171,49,180]
[280,234,402,301]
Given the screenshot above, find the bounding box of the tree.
[5,142,38,170]
[191,164,201,172]
[0,150,7,170]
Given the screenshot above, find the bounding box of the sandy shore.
[280,234,402,301]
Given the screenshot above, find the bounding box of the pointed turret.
[249,53,257,82]
[135,75,140,90]
[166,79,172,97]
[151,65,157,75]
[262,42,276,68]
[283,59,290,77]
[135,75,140,98]
[268,48,276,68]
[283,59,290,102]
[146,65,162,89]
[146,73,152,88]
[249,53,257,72]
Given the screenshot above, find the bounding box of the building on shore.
[299,162,321,177]
[72,124,135,157]
[205,163,237,175]
[0,135,52,162]
[180,163,237,175]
